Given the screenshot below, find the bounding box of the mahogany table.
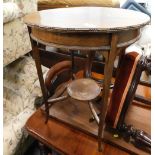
[25,101,150,155]
[24,7,150,151]
[26,109,130,155]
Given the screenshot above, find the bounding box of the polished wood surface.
[24,7,150,48]
[26,109,130,155]
[67,78,101,101]
[24,7,150,32]
[26,101,150,155]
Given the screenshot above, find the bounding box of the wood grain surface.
[26,101,150,155]
[24,7,150,32]
[26,109,130,155]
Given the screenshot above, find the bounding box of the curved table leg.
[98,34,118,151]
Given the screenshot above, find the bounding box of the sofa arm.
[3,2,23,24]
[10,0,37,15]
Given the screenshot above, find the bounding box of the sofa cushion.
[4,0,37,15]
[3,2,23,23]
[3,108,34,155]
[3,56,49,155]
[13,0,37,15]
[3,17,31,66]
[38,0,120,10]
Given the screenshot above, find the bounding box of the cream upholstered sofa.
[3,56,48,155]
[3,1,49,155]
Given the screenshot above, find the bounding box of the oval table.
[24,7,150,151]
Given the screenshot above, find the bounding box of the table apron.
[31,28,140,51]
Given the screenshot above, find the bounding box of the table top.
[26,109,130,155]
[24,7,150,33]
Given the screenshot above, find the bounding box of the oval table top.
[24,7,150,33]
